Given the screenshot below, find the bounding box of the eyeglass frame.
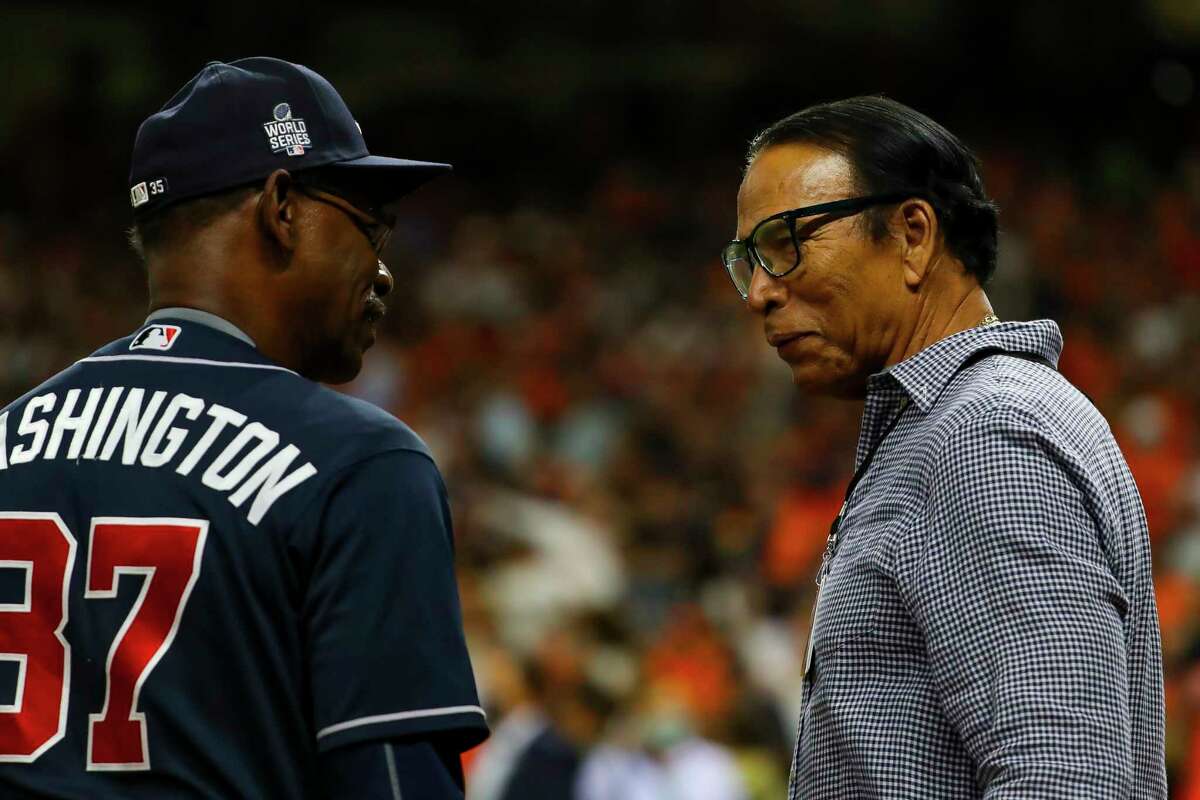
[721,192,916,299]
[293,181,396,256]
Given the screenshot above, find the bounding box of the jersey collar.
[145,307,256,348]
[87,314,295,375]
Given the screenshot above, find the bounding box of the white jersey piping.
[316,705,487,740]
[78,355,298,376]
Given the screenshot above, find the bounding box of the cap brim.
[319,154,452,205]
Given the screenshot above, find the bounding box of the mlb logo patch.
[130,325,182,351]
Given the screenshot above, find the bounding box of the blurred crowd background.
[2,2,1199,797]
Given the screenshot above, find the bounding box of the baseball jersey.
[0,314,488,798]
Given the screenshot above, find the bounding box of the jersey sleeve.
[319,737,465,799]
[304,448,488,753]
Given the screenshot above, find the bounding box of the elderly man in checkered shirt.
[721,96,1166,798]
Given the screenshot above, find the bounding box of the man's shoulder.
[216,375,434,476]
[294,384,432,463]
[86,326,432,462]
[1,361,88,416]
[0,340,434,488]
[930,352,1112,462]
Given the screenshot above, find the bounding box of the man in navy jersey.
[0,57,488,798]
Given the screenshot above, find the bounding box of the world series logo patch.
[130,325,181,351]
[263,102,311,157]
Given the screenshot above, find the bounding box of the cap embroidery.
[262,102,311,157]
[130,178,168,208]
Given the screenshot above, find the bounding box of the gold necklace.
[978,313,1000,327]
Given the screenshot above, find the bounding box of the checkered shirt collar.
[868,319,1064,413]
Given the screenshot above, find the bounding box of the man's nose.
[746,264,785,315]
[374,259,394,298]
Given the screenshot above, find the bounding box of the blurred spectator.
[469,641,583,800]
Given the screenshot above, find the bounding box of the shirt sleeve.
[902,404,1133,797]
[305,448,488,753]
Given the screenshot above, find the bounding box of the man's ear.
[258,169,298,261]
[895,197,939,290]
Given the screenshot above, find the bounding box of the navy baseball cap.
[129,56,450,217]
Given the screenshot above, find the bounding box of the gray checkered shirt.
[787,320,1167,799]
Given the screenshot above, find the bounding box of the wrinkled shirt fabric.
[787,320,1166,799]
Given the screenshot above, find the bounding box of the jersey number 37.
[0,512,207,770]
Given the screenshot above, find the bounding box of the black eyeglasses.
[295,183,396,256]
[721,193,912,300]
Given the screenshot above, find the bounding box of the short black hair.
[747,96,999,284]
[127,185,258,262]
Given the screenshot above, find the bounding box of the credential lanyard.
[801,396,909,678]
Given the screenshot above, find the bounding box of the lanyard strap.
[815,399,909,586]
[814,348,1054,586]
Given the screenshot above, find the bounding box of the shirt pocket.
[811,546,884,660]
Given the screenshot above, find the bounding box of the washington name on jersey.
[0,386,317,526]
